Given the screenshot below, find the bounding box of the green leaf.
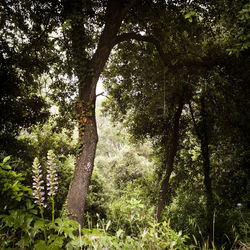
[3,156,11,165]
[106,220,111,231]
[116,229,124,238]
[34,219,44,233]
[34,240,47,250]
[66,236,86,249]
[47,235,64,249]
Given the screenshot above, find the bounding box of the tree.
[1,0,141,225]
[2,0,249,231]
[61,0,141,225]
[102,0,211,221]
[64,0,249,226]
[189,91,214,237]
[102,0,250,233]
[0,0,57,157]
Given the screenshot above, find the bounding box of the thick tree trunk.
[155,97,184,221]
[66,83,98,224]
[65,0,138,225]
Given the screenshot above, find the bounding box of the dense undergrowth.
[0,116,249,249]
[0,155,249,249]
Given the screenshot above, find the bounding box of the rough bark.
[155,97,184,221]
[65,0,139,225]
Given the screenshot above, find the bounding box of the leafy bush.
[161,186,250,248]
[0,156,192,249]
[0,156,32,213]
[83,170,111,225]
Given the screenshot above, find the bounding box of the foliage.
[83,170,110,225]
[0,156,32,213]
[0,0,63,157]
[0,0,249,249]
[0,157,190,249]
[162,189,250,249]
[16,122,76,217]
[95,111,155,191]
[0,206,81,249]
[106,186,153,236]
[83,111,156,226]
[0,112,249,249]
[227,2,250,55]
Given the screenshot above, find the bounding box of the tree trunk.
[200,96,214,238]
[65,0,138,225]
[155,97,184,221]
[189,96,214,238]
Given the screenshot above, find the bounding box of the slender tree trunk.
[155,97,184,221]
[189,97,214,238]
[65,0,138,225]
[200,96,214,238]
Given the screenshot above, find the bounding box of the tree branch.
[96,92,105,97]
[115,32,167,63]
[115,32,224,71]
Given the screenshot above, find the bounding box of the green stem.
[39,206,47,242]
[52,195,55,224]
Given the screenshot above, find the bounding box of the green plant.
[107,188,152,236]
[46,150,58,224]
[141,220,190,249]
[0,155,194,249]
[32,157,47,241]
[0,156,32,212]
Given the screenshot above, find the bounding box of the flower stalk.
[47,150,58,224]
[32,157,47,241]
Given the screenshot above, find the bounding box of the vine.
[76,100,95,156]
